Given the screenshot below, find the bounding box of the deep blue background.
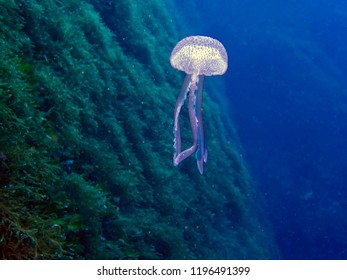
[175,0,347,259]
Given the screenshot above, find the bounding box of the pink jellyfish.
[170,36,228,174]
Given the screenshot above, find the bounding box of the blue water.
[175,0,347,259]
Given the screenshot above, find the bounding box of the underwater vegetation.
[0,0,277,259]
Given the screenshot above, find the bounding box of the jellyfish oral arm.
[195,75,207,174]
[173,74,191,160]
[173,74,198,165]
[173,74,206,174]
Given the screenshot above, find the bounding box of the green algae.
[0,0,276,259]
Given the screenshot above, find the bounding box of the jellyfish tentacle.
[173,74,191,163]
[195,75,206,174]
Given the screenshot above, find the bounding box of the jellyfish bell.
[170,36,228,174]
[170,36,228,77]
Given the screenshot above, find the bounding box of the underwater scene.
[0,0,346,260]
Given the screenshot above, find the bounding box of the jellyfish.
[170,35,228,174]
